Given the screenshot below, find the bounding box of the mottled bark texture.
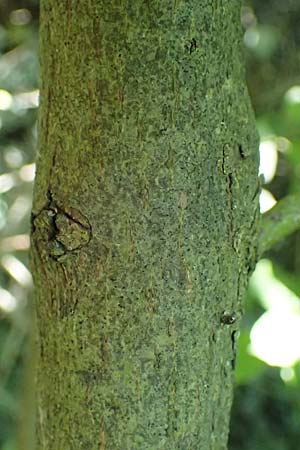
[31,1,259,449]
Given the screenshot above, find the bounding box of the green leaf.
[259,194,300,256]
[235,331,265,384]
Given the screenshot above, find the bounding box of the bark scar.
[185,37,197,54]
[231,330,239,369]
[220,144,238,252]
[31,190,92,260]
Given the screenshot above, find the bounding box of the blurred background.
[0,1,300,449]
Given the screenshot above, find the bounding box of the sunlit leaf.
[235,331,266,384]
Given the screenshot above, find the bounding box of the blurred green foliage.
[1,1,300,449]
[231,366,300,450]
[229,2,300,449]
[0,2,38,448]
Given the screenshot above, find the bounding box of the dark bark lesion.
[220,311,237,325]
[185,37,197,54]
[230,330,239,370]
[238,144,246,159]
[31,189,92,261]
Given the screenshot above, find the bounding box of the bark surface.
[31,1,259,449]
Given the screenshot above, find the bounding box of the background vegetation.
[0,1,299,449]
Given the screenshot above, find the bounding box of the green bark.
[30,1,259,449]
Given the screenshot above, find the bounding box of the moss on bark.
[31,1,259,449]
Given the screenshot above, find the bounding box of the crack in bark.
[227,173,235,250]
[31,189,92,261]
[220,144,236,250]
[230,330,239,369]
[186,37,197,54]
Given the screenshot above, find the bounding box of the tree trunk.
[30,1,259,449]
